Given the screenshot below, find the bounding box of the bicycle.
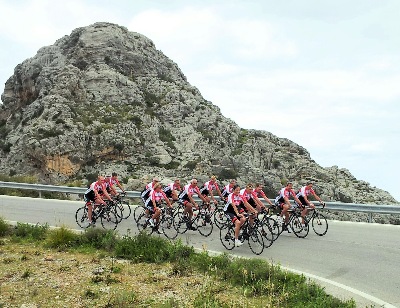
[173,202,214,237]
[304,202,328,236]
[276,206,309,239]
[219,213,264,255]
[75,200,119,230]
[136,204,178,239]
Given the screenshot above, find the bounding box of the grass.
[0,217,356,307]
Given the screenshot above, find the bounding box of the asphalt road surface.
[0,195,399,307]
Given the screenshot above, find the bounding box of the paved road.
[0,195,399,307]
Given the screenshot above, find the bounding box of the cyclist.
[200,175,224,206]
[296,182,325,228]
[84,175,114,226]
[239,183,259,227]
[221,179,236,201]
[144,182,172,231]
[178,178,208,230]
[105,172,125,197]
[274,182,303,231]
[223,184,256,247]
[140,177,159,204]
[162,179,182,203]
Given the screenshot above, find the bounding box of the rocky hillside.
[0,22,397,204]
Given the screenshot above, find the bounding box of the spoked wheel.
[133,206,145,222]
[117,201,132,220]
[291,215,309,238]
[258,224,274,249]
[312,212,328,236]
[195,212,213,237]
[268,217,281,241]
[109,204,123,223]
[173,211,189,234]
[136,211,153,235]
[75,206,89,228]
[248,228,265,255]
[100,210,119,230]
[213,208,227,229]
[219,225,235,250]
[161,213,178,239]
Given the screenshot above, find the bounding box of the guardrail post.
[39,191,42,198]
[368,212,372,223]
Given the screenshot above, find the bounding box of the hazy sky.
[0,0,399,201]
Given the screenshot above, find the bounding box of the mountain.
[0,22,397,204]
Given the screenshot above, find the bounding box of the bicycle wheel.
[219,224,235,250]
[213,208,227,229]
[248,228,265,255]
[100,210,119,230]
[195,213,213,237]
[117,200,132,219]
[260,216,280,243]
[75,206,88,228]
[133,205,145,222]
[109,203,124,223]
[161,213,178,239]
[312,212,328,236]
[172,211,188,234]
[136,210,153,235]
[257,223,274,249]
[291,215,309,238]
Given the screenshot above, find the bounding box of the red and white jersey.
[223,193,245,211]
[276,187,296,199]
[105,177,120,187]
[180,184,201,198]
[221,184,234,197]
[254,189,267,199]
[168,182,181,191]
[239,188,257,202]
[85,181,106,194]
[145,181,156,190]
[203,180,219,191]
[296,186,315,198]
[150,190,167,203]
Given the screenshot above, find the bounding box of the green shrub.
[13,223,49,240]
[0,217,10,236]
[114,232,194,263]
[80,228,117,251]
[45,226,79,250]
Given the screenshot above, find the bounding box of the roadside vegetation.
[0,217,355,307]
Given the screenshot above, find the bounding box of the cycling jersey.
[179,184,201,203]
[296,186,315,198]
[200,180,220,196]
[85,181,105,195]
[84,181,106,202]
[296,186,315,206]
[223,193,245,212]
[163,182,181,193]
[274,187,296,205]
[145,189,168,207]
[105,176,121,188]
[221,184,234,198]
[141,181,157,202]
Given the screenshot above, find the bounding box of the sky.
[0,0,399,202]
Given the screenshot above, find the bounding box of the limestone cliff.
[0,22,397,204]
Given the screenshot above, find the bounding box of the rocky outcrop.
[0,22,397,204]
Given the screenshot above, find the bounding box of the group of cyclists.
[83,173,325,248]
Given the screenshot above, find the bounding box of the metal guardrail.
[1,181,399,222]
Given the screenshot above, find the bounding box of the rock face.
[0,22,397,204]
